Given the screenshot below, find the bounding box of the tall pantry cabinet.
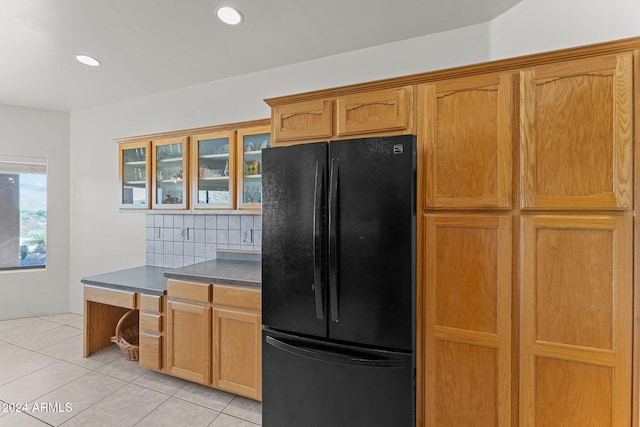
[264,37,640,426]
[419,70,515,426]
[420,51,634,426]
[517,53,633,427]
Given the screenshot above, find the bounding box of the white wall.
[0,104,70,320]
[68,0,640,314]
[489,0,640,59]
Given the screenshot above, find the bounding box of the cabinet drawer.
[167,279,211,303]
[140,312,162,332]
[84,286,136,309]
[139,332,162,370]
[213,285,261,310]
[139,294,163,313]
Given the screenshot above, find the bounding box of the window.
[0,155,47,271]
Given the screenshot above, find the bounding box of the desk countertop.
[81,259,261,296]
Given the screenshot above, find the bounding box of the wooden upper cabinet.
[420,73,513,209]
[152,136,189,209]
[272,99,333,144]
[336,86,413,137]
[190,130,236,210]
[520,215,632,427]
[520,53,633,209]
[118,140,151,209]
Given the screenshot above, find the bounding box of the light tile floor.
[0,314,261,427]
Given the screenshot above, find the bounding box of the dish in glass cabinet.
[245,160,260,176]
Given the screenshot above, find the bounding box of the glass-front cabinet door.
[191,131,236,210]
[119,141,151,209]
[152,136,189,209]
[237,125,271,210]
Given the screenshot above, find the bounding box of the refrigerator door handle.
[328,158,339,323]
[265,336,406,368]
[312,161,324,320]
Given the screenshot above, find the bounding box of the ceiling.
[0,0,523,112]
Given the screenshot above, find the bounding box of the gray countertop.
[81,259,261,296]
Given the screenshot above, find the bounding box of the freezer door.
[328,135,415,351]
[262,142,328,337]
[263,329,414,427]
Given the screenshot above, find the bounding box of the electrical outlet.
[155,228,162,239]
[241,229,253,244]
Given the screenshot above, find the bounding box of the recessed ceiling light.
[216,6,243,25]
[75,54,101,67]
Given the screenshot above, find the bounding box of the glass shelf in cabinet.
[199,153,229,159]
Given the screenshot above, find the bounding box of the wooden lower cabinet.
[423,214,512,426]
[520,215,632,427]
[166,299,212,384]
[212,306,261,400]
[164,281,262,400]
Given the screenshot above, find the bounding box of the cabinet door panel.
[272,99,333,144]
[520,215,632,427]
[190,130,236,210]
[212,307,261,400]
[336,86,412,136]
[424,214,512,427]
[166,300,211,384]
[421,72,513,209]
[520,54,633,209]
[152,136,189,209]
[119,140,151,209]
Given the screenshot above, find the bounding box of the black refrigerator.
[261,134,416,427]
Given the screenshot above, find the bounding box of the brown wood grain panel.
[424,214,512,427]
[166,300,212,385]
[167,279,211,303]
[422,72,512,209]
[212,307,261,400]
[434,223,498,333]
[534,227,613,349]
[435,340,498,427]
[520,215,632,427]
[84,285,136,309]
[139,294,163,313]
[336,86,412,136]
[213,284,260,311]
[140,312,162,332]
[535,358,613,427]
[520,54,633,209]
[139,332,162,370]
[272,99,333,143]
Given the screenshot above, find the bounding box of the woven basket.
[110,309,140,361]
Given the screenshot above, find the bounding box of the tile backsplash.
[145,213,262,268]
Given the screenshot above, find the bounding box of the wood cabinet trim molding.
[114,118,270,145]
